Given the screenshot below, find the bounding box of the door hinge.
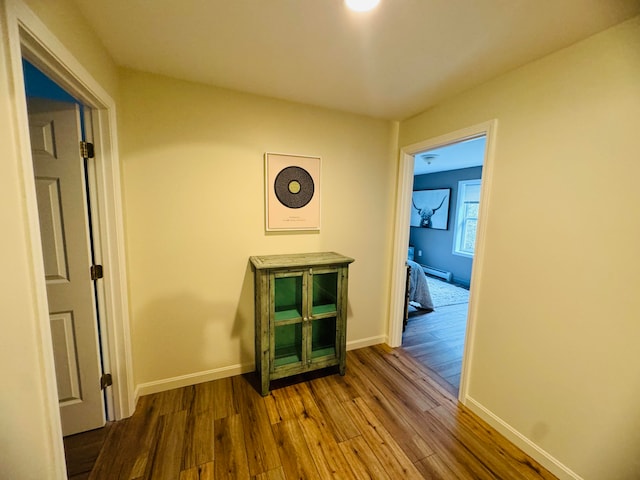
[80,141,95,159]
[90,264,104,280]
[100,373,113,390]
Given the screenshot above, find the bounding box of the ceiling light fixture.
[345,0,381,12]
[422,154,438,165]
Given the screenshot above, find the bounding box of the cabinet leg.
[339,364,346,376]
[260,375,270,396]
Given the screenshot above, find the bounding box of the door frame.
[3,0,133,452]
[387,119,498,403]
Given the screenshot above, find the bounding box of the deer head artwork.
[412,195,447,228]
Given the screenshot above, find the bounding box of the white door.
[28,98,105,436]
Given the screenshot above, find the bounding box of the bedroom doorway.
[388,120,496,402]
[403,136,485,396]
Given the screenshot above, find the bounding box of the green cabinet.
[250,252,354,396]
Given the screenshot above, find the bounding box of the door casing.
[387,119,498,403]
[2,0,134,474]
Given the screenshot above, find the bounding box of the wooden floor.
[402,302,469,396]
[75,344,557,479]
[64,423,112,479]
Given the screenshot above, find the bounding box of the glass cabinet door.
[274,323,303,367]
[274,274,303,321]
[311,317,337,359]
[311,270,337,316]
[309,270,338,360]
[272,268,341,369]
[273,273,304,367]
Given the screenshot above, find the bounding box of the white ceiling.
[414,136,486,176]
[71,0,639,120]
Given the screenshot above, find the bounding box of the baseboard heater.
[419,264,453,283]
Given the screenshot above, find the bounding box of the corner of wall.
[464,396,583,480]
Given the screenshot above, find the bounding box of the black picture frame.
[410,188,451,230]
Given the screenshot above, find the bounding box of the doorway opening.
[24,58,108,438]
[402,136,485,396]
[387,120,496,402]
[5,4,133,474]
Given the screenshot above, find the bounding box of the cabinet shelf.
[251,252,354,396]
[311,346,336,359]
[274,308,302,322]
[311,304,337,316]
[274,352,302,367]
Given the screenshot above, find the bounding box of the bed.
[403,259,434,330]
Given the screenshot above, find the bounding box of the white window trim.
[452,179,481,258]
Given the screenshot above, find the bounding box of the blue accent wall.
[22,59,78,103]
[410,166,483,287]
[23,59,85,137]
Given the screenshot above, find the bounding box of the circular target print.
[274,166,315,209]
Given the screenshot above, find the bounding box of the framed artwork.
[265,152,321,231]
[410,188,451,230]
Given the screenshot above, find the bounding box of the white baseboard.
[464,396,583,480]
[133,336,387,403]
[134,362,254,401]
[347,335,386,351]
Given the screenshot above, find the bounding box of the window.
[453,179,481,257]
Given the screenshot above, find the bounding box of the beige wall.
[400,16,640,479]
[22,0,119,98]
[119,69,397,387]
[0,50,63,479]
[0,0,119,478]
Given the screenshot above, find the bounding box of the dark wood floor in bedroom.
[402,302,469,396]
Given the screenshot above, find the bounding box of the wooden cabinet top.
[250,252,355,270]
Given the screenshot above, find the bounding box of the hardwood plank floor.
[63,423,112,479]
[403,302,469,396]
[80,345,557,479]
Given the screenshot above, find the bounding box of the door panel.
[49,311,81,403]
[28,98,105,436]
[34,177,69,281]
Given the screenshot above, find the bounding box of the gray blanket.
[407,259,434,311]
